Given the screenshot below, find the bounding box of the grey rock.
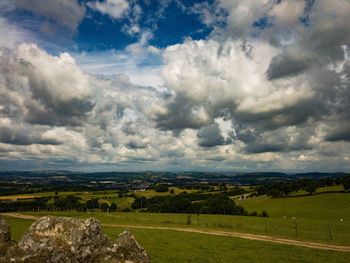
[0,216,11,256]
[111,231,151,263]
[0,216,151,263]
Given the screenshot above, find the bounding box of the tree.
[110,203,117,211]
[86,198,99,209]
[343,177,350,191]
[305,183,318,195]
[281,184,293,196]
[155,184,169,192]
[267,188,283,198]
[131,197,148,209]
[100,203,110,212]
[261,210,269,217]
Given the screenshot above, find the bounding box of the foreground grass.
[4,217,350,263]
[15,210,350,245]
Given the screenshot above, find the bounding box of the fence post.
[187,214,192,225]
[328,222,333,240]
[295,219,298,236]
[264,218,268,232]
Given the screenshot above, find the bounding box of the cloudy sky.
[0,0,349,172]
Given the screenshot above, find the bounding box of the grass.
[237,192,350,221]
[3,186,350,245]
[287,185,344,197]
[15,209,350,245]
[4,217,33,240]
[3,216,350,263]
[112,227,350,263]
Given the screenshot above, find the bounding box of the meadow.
[237,192,350,221]
[4,216,350,263]
[7,204,349,246]
[2,185,350,262]
[1,186,350,245]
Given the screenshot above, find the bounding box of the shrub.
[261,210,269,217]
[155,184,169,192]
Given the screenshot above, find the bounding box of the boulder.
[0,216,11,256]
[0,216,151,263]
[111,231,151,263]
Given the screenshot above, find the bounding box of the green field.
[288,185,344,196]
[2,186,350,262]
[2,187,350,245]
[8,207,349,245]
[237,192,350,221]
[4,217,350,263]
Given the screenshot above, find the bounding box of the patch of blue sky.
[252,16,273,30]
[299,0,316,26]
[76,12,137,52]
[77,0,214,51]
[5,0,217,53]
[148,0,212,47]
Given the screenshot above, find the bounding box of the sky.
[0,0,349,172]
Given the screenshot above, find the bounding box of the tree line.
[0,195,117,213]
[131,192,268,217]
[255,176,350,198]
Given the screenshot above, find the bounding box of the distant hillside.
[0,171,348,186]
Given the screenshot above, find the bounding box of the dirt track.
[3,212,350,252]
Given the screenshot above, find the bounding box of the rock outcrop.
[0,216,11,256]
[0,215,151,263]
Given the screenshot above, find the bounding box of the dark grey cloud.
[239,127,313,154]
[155,94,211,131]
[197,123,225,147]
[266,53,311,80]
[14,0,85,31]
[126,140,148,149]
[0,125,61,146]
[326,124,350,142]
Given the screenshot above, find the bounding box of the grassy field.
[10,209,349,245]
[2,186,350,245]
[4,216,350,263]
[237,192,350,221]
[288,185,344,196]
[2,186,350,247]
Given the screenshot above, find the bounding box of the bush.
[249,211,258,216]
[305,183,318,195]
[100,203,110,212]
[155,184,169,192]
[261,210,269,217]
[110,202,117,211]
